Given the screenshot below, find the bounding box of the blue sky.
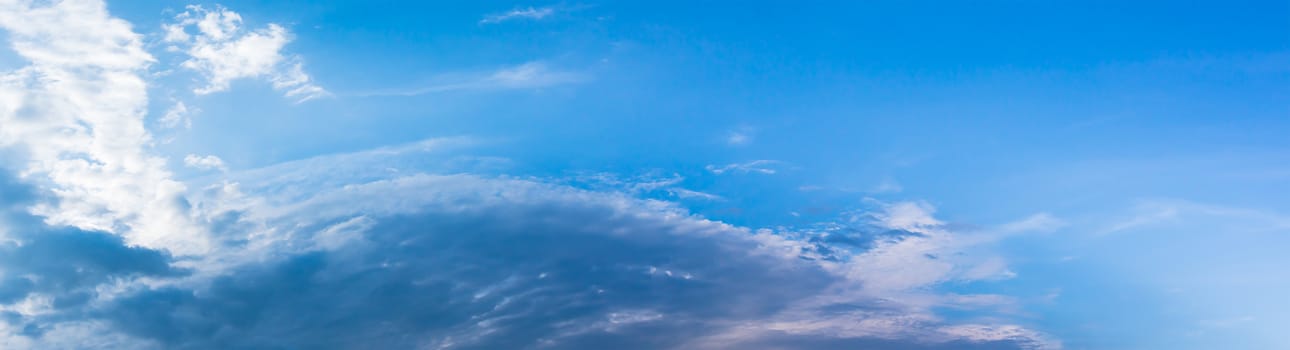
[0,0,1285,349]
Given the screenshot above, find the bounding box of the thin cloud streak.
[353,62,588,97]
[479,6,556,24]
[706,160,781,175]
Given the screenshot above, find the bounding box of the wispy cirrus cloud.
[668,188,724,201]
[159,100,194,129]
[726,132,750,145]
[1099,198,1290,236]
[357,61,587,97]
[706,160,781,175]
[724,125,756,146]
[567,171,723,201]
[480,6,557,24]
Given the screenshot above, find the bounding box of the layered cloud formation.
[0,1,1057,349]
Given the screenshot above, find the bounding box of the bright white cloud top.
[0,0,204,254]
[163,5,326,102]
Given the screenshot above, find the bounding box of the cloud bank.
[0,138,1056,349]
[0,2,1057,349]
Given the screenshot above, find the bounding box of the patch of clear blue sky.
[110,1,1288,349]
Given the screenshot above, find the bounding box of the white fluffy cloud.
[163,5,326,102]
[183,154,226,172]
[0,0,206,254]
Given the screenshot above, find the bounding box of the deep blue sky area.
[0,1,1285,349]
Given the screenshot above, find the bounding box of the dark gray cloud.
[725,334,1032,350]
[96,199,833,349]
[0,171,187,339]
[90,173,1044,349]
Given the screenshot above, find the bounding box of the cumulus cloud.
[0,0,207,254]
[480,6,556,24]
[163,5,327,102]
[183,154,226,172]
